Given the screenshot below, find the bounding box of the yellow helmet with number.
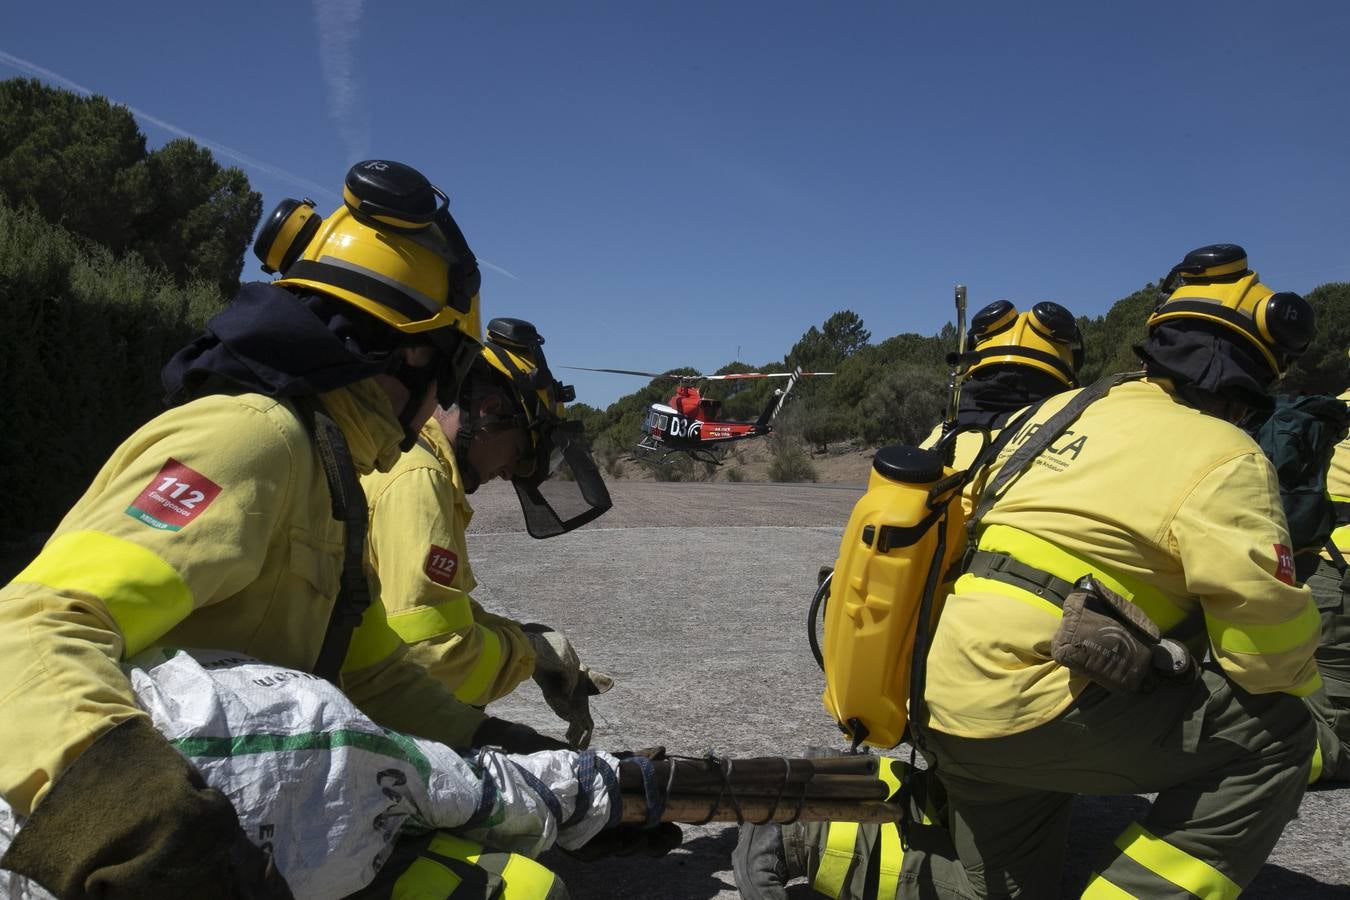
[1147,244,1313,378]
[253,160,483,355]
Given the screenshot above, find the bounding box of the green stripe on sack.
[170,729,432,782]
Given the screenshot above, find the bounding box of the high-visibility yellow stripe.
[407,833,556,899]
[497,851,558,898]
[977,524,1187,632]
[1310,743,1325,784]
[386,596,475,644]
[1207,600,1320,656]
[428,832,482,861]
[1081,872,1138,898]
[812,821,859,899]
[14,530,192,657]
[392,855,463,899]
[877,823,903,900]
[877,757,904,801]
[342,601,405,673]
[955,572,1062,617]
[453,626,503,703]
[1288,670,1323,697]
[1114,823,1240,900]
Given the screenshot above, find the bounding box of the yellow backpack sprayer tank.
[818,445,966,749]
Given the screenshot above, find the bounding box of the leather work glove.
[565,747,683,861]
[1,717,292,900]
[522,623,615,750]
[472,715,570,753]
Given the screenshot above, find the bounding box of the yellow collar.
[317,378,405,475]
[418,419,474,524]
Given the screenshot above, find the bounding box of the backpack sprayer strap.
[964,550,1076,608]
[292,395,373,684]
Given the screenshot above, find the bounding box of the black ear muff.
[970,299,1017,341]
[343,160,445,234]
[487,317,543,352]
[1029,301,1079,344]
[1258,291,1315,357]
[1029,300,1084,370]
[253,198,320,275]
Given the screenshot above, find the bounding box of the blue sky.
[5,2,1349,408]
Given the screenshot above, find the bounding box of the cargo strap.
[293,395,372,684]
[965,550,1076,608]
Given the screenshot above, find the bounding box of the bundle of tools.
[616,752,905,825]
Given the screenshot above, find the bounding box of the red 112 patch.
[424,545,459,586]
[1273,543,1295,585]
[125,459,223,531]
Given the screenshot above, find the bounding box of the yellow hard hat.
[1147,244,1313,378]
[966,300,1082,386]
[254,160,483,351]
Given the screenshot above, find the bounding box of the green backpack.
[1253,394,1350,583]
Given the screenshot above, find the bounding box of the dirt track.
[468,479,1350,899]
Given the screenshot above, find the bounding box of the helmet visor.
[511,421,612,538]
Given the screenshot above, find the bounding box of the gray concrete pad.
[467,481,1350,899]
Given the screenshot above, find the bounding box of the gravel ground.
[466,479,1350,899]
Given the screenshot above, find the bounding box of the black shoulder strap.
[968,371,1142,536]
[292,396,373,683]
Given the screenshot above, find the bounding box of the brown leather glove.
[1,717,292,900]
[471,716,569,753]
[522,623,614,750]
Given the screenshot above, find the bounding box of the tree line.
[573,288,1350,478]
[0,78,261,295]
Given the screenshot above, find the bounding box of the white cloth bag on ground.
[0,649,622,900]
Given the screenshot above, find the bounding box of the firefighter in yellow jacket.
[733,300,1084,900]
[364,318,614,748]
[1303,379,1350,784]
[920,244,1321,898]
[0,161,572,899]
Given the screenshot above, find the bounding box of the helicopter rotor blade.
[562,366,836,381]
[562,366,677,379]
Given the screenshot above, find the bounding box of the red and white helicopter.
[566,366,833,465]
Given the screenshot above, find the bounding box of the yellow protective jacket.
[925,378,1322,739]
[1327,388,1350,554]
[361,420,536,706]
[0,380,487,816]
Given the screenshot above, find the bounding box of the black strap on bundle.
[292,396,372,683]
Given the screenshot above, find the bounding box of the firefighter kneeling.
[917,244,1320,898]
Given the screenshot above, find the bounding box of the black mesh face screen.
[511,423,611,538]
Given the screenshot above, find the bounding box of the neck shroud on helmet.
[1137,243,1315,415]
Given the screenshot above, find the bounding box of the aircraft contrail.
[0,48,519,280]
[313,0,369,163]
[0,49,338,201]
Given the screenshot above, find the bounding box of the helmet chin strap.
[388,356,441,452]
[453,410,485,494]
